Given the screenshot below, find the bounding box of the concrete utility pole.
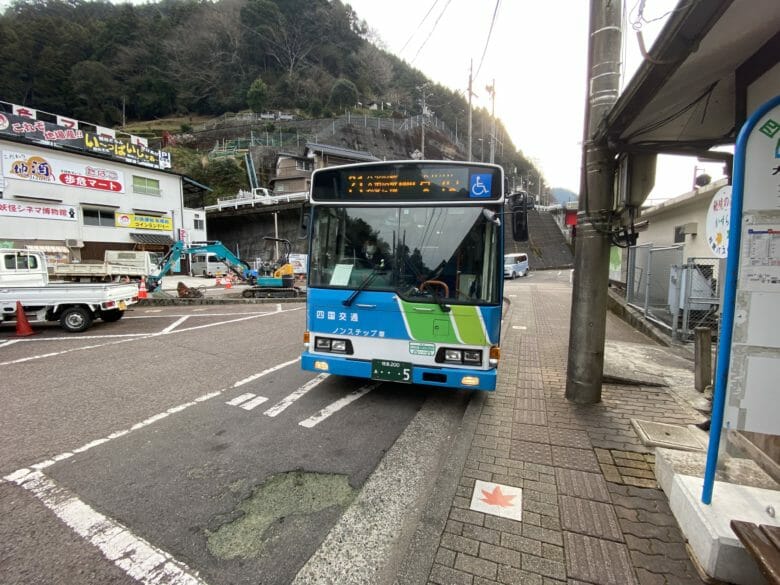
[565,0,622,404]
[486,79,496,164]
[467,61,473,161]
[418,84,429,158]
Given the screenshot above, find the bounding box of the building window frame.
[83,207,115,227]
[193,218,205,230]
[132,175,161,196]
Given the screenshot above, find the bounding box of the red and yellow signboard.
[1,150,125,192]
[115,213,172,231]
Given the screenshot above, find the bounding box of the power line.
[411,0,452,64]
[473,0,501,82]
[399,0,439,56]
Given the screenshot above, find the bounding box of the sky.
[0,0,729,201]
[346,0,728,201]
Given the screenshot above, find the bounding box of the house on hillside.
[270,142,380,197]
[269,152,313,195]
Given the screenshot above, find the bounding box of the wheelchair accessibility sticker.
[469,173,492,198]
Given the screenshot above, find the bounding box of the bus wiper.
[430,287,451,313]
[343,265,386,307]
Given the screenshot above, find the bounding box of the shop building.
[0,102,210,268]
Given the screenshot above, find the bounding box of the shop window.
[83,208,115,227]
[132,176,161,196]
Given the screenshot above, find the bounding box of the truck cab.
[1,250,48,287]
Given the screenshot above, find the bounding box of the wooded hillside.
[0,0,539,189]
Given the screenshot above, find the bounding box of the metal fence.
[672,257,721,341]
[202,112,465,159]
[627,245,721,341]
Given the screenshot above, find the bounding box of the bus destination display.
[347,168,467,196]
[311,162,502,202]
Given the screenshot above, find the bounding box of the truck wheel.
[101,309,124,322]
[60,306,93,333]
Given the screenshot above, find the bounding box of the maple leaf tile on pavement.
[470,480,523,521]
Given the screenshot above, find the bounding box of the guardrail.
[205,189,307,211]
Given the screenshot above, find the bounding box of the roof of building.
[640,178,729,219]
[601,0,779,155]
[130,233,174,245]
[304,142,379,162]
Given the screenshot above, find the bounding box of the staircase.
[505,210,573,270]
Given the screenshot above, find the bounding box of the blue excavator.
[146,238,299,298]
[145,240,257,292]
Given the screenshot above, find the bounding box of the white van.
[504,253,529,279]
[191,253,229,277]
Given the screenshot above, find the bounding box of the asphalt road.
[0,303,473,585]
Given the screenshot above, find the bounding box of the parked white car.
[504,253,529,279]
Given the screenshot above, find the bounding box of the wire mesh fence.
[627,245,721,341]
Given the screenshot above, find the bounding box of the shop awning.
[25,245,70,253]
[130,233,174,245]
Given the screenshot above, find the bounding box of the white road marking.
[6,471,208,585]
[513,325,527,330]
[239,395,269,410]
[299,382,379,428]
[264,374,329,418]
[144,309,163,313]
[161,316,189,334]
[0,307,303,367]
[232,357,300,388]
[226,393,256,406]
[0,339,21,349]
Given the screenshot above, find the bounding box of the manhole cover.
[631,419,705,451]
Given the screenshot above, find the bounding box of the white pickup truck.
[51,250,162,282]
[0,249,139,333]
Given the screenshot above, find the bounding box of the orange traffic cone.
[225,275,232,289]
[138,278,148,299]
[14,301,37,337]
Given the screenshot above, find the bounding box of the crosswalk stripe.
[240,395,269,411]
[299,382,380,428]
[264,374,329,417]
[226,393,255,406]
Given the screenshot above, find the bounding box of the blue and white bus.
[301,160,505,391]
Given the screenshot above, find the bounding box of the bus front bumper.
[301,352,496,391]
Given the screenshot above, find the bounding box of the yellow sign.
[115,212,172,231]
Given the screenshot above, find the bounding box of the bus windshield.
[309,205,500,305]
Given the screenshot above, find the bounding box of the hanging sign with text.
[2,149,125,192]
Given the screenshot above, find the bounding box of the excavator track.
[242,287,300,299]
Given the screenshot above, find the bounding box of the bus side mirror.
[512,204,528,242]
[299,203,310,239]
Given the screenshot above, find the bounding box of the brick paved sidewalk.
[425,281,707,585]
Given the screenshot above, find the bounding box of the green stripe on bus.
[450,305,488,346]
[399,300,488,346]
[399,300,459,343]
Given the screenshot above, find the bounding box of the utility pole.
[467,61,473,161]
[418,84,428,158]
[486,79,496,164]
[565,0,622,404]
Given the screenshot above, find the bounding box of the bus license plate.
[371,360,412,383]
